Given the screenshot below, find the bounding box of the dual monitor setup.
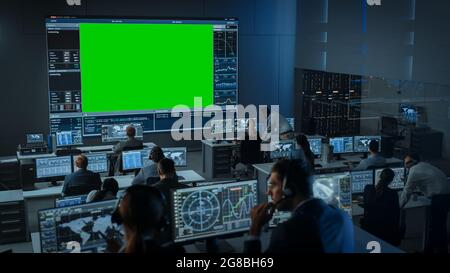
[122,147,187,171]
[39,180,258,253]
[34,146,188,181]
[270,166,406,226]
[269,135,381,160]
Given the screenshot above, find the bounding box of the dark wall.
[0,0,297,156]
[296,0,450,85]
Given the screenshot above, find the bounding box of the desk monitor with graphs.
[375,167,405,190]
[56,130,83,147]
[38,200,123,253]
[35,156,72,180]
[308,137,322,156]
[351,170,374,194]
[329,137,354,154]
[72,153,108,173]
[313,172,352,216]
[353,136,382,153]
[163,147,187,167]
[171,180,258,243]
[55,195,88,208]
[121,150,145,171]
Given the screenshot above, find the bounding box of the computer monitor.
[55,195,88,208]
[26,134,44,145]
[375,167,405,190]
[35,156,73,180]
[270,140,295,159]
[308,138,322,156]
[38,200,123,253]
[210,119,235,140]
[163,147,187,167]
[329,137,354,154]
[121,150,144,171]
[72,153,108,173]
[56,130,83,147]
[313,172,352,216]
[399,104,418,125]
[171,180,258,243]
[101,123,143,143]
[286,117,295,131]
[351,170,374,194]
[353,136,382,153]
[235,118,257,133]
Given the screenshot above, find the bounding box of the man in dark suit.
[245,159,354,253]
[62,155,102,197]
[113,125,144,155]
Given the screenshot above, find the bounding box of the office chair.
[424,193,450,253]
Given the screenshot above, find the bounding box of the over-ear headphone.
[281,159,311,199]
[111,185,169,232]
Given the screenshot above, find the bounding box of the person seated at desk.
[361,168,401,246]
[62,155,102,197]
[132,146,165,186]
[86,178,119,203]
[353,140,386,171]
[400,153,450,208]
[112,125,143,155]
[109,185,185,253]
[293,134,315,170]
[152,158,189,202]
[245,159,354,253]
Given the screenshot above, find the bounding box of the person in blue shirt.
[353,140,386,170]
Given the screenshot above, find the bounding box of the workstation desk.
[30,225,403,253]
[22,170,205,235]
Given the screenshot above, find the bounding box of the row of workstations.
[9,142,205,239]
[28,179,404,253]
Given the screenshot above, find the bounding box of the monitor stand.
[48,179,62,187]
[195,238,235,253]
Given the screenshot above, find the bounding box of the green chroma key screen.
[79,23,214,113]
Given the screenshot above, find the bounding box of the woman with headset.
[109,185,184,253]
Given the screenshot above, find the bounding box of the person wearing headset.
[109,185,184,253]
[245,158,354,253]
[400,153,450,208]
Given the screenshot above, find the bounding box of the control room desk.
[22,170,205,235]
[31,225,403,253]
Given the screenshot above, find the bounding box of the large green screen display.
[79,23,214,113]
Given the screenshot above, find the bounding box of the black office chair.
[424,193,450,253]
